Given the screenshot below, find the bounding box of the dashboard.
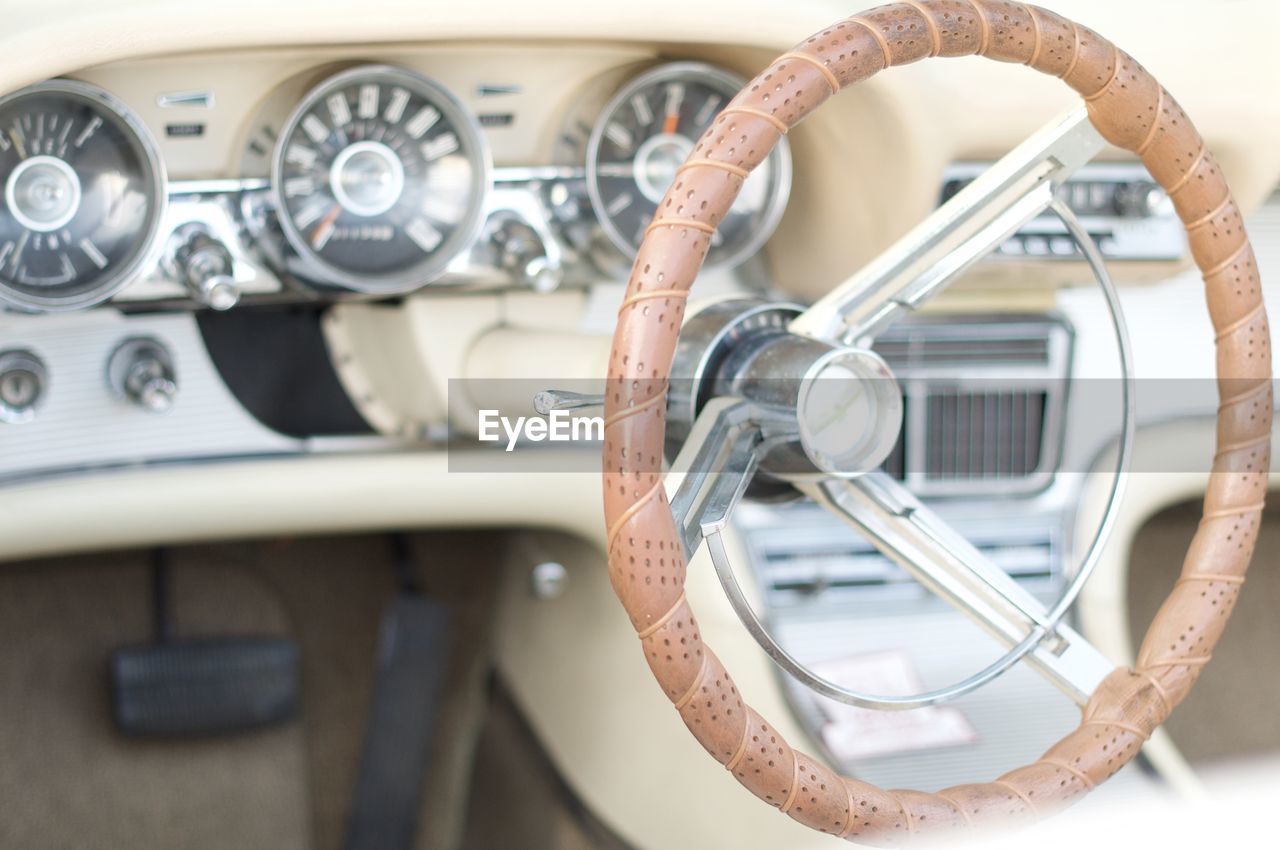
[1,28,1274,463]
[0,45,810,481]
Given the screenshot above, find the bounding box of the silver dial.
[271,65,491,293]
[0,80,165,312]
[586,62,792,270]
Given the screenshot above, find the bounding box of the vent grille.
[873,318,1070,497]
[923,389,1046,481]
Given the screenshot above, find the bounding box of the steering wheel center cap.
[5,155,82,233]
[633,133,693,204]
[796,347,903,476]
[330,140,405,217]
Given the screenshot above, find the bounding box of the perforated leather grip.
[603,1,1270,843]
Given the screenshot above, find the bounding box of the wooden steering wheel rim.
[602,1,1271,843]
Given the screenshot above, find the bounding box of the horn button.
[669,298,903,480]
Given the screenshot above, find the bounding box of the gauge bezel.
[585,61,793,272]
[270,64,493,295]
[0,79,168,313]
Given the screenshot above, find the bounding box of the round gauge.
[0,80,165,312]
[586,62,792,270]
[272,65,491,293]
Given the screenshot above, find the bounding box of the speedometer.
[586,62,791,270]
[271,65,490,293]
[0,80,165,312]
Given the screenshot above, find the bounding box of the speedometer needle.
[310,203,342,250]
[662,81,685,135]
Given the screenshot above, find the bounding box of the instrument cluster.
[0,60,792,314]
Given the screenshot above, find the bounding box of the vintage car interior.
[1,0,1278,848]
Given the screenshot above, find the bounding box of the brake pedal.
[109,550,300,737]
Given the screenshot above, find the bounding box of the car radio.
[942,161,1186,261]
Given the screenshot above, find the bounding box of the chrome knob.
[173,229,239,310]
[108,337,178,414]
[490,214,562,292]
[0,349,48,424]
[522,255,560,294]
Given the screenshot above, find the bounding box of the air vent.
[873,317,1070,497]
[923,389,1046,481]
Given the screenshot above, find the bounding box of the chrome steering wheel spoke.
[788,107,1107,345]
[666,396,794,558]
[665,397,1119,710]
[797,473,1115,706]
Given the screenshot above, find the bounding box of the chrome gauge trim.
[585,61,792,272]
[0,79,167,313]
[270,64,492,294]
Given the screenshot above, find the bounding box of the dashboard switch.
[108,337,178,413]
[0,349,48,424]
[172,228,240,311]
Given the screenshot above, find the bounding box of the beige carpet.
[1127,499,1280,766]
[0,550,312,850]
[460,682,626,850]
[0,531,507,850]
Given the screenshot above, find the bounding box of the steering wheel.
[602,0,1271,842]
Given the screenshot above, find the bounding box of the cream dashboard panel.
[73,44,654,178]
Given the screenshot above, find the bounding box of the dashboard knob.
[489,214,562,292]
[108,337,178,414]
[0,349,48,424]
[522,256,560,294]
[1114,180,1169,219]
[173,229,240,310]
